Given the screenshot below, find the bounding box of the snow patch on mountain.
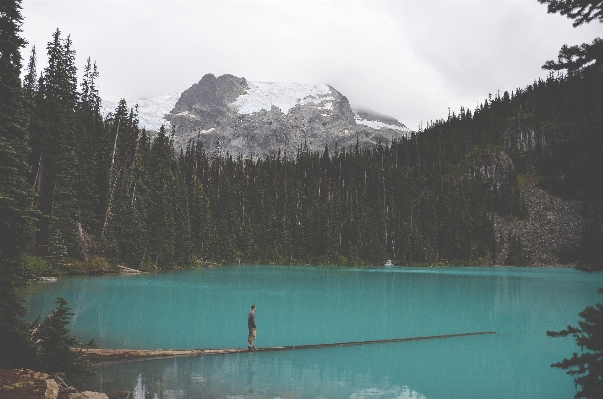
[175,110,198,119]
[101,90,410,135]
[231,81,334,115]
[353,113,411,132]
[101,92,180,131]
[99,75,412,159]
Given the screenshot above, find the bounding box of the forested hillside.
[14,27,602,271]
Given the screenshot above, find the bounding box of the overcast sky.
[21,0,600,130]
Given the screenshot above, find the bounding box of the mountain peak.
[102,74,411,158]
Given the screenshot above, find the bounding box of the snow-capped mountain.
[102,74,411,158]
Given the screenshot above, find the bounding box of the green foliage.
[516,173,531,189]
[543,38,603,72]
[538,0,602,27]
[0,289,38,369]
[0,0,39,370]
[35,297,95,380]
[547,288,603,399]
[48,227,69,269]
[538,0,602,72]
[23,255,53,276]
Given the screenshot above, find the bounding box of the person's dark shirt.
[248,310,256,329]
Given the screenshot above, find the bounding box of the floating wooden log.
[117,265,143,274]
[80,331,495,361]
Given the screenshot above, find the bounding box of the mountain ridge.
[101,74,411,158]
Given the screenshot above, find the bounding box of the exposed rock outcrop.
[494,177,583,266]
[489,121,585,266]
[463,145,582,266]
[0,369,106,399]
[44,379,58,399]
[467,150,515,191]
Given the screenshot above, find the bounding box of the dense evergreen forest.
[10,29,603,273]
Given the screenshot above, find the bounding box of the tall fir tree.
[547,288,603,399]
[29,29,81,264]
[0,0,39,368]
[539,0,603,71]
[148,126,176,267]
[35,297,95,380]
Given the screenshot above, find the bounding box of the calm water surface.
[23,266,603,399]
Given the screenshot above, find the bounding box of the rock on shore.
[0,369,107,399]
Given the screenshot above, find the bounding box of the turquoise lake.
[22,265,603,399]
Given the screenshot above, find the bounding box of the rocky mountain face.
[494,177,582,266]
[469,126,584,267]
[103,74,411,159]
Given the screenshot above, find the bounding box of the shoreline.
[31,262,576,281]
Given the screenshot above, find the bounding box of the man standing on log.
[248,304,257,350]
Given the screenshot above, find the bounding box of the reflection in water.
[132,375,153,399]
[350,387,426,399]
[246,353,255,394]
[88,346,431,399]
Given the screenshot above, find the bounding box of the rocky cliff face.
[168,74,249,132]
[473,124,584,266]
[465,146,582,266]
[105,74,411,159]
[467,150,515,191]
[494,177,583,266]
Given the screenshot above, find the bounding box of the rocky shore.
[0,369,106,399]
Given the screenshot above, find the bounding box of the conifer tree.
[547,288,603,399]
[76,57,104,244]
[0,0,39,368]
[22,44,37,100]
[30,29,80,255]
[538,0,602,27]
[35,297,95,379]
[539,0,603,71]
[148,126,176,267]
[173,154,193,267]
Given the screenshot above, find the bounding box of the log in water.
[80,331,495,361]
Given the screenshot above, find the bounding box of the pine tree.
[48,226,68,269]
[173,155,193,267]
[75,57,104,250]
[0,0,39,368]
[22,44,37,100]
[148,126,176,267]
[539,0,603,71]
[543,38,603,72]
[538,0,602,27]
[35,297,95,380]
[29,29,81,255]
[547,288,603,399]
